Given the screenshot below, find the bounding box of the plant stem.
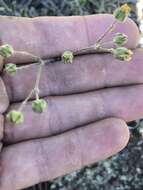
[18,89,34,112]
[72,20,117,56]
[34,58,45,99]
[101,41,114,46]
[17,62,40,70]
[14,18,117,112]
[18,57,45,112]
[73,46,112,56]
[96,20,117,44]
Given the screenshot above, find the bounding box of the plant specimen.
[0,4,132,125]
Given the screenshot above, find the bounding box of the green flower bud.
[6,110,24,124]
[0,44,14,58]
[62,51,74,64]
[113,33,128,46]
[113,4,131,22]
[32,99,47,113]
[112,47,133,61]
[4,63,17,75]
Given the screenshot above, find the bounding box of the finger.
[0,118,129,190]
[4,84,143,143]
[2,49,143,102]
[0,14,139,63]
[0,77,9,113]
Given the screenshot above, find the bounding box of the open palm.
[0,14,142,190]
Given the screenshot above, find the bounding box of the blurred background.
[0,0,143,190]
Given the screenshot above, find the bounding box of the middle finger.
[4,84,143,144]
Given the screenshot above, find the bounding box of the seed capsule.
[6,110,24,124]
[32,99,47,113]
[0,44,14,58]
[4,63,17,75]
[62,51,74,64]
[112,47,133,61]
[113,33,128,46]
[113,4,131,22]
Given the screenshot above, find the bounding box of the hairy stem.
[34,58,45,99]
[18,57,45,111]
[73,46,112,56]
[72,20,117,56]
[96,20,117,44]
[18,89,34,112]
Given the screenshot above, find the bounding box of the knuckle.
[64,132,83,169]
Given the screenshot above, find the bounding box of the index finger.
[0,14,139,63]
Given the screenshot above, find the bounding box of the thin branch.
[18,89,34,112]
[73,46,112,56]
[34,58,45,99]
[18,57,45,111]
[96,20,117,44]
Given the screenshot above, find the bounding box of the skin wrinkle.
[94,91,107,119]
[34,19,52,58]
[82,16,91,47]
[92,53,109,88]
[42,63,54,95]
[52,96,79,132]
[53,64,72,93]
[74,128,85,168]
[47,97,61,136]
[35,140,51,183]
[63,130,83,170]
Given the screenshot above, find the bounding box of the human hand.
[0,14,142,190]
